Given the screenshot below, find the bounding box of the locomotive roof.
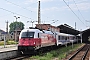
[21,29,54,35]
[21,29,43,33]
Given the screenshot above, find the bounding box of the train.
[18,28,80,54]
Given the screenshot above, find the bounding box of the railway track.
[68,44,90,60]
[9,55,32,60]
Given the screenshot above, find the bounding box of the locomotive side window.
[21,32,34,38]
[38,33,39,38]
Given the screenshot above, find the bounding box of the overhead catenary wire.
[0,7,35,20]
[0,0,37,20]
[63,0,86,27]
[4,0,58,24]
[73,0,86,22]
[4,0,38,21]
[4,0,36,13]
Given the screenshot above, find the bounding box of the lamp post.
[14,16,20,22]
[14,16,20,45]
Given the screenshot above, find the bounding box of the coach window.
[69,36,72,40]
[65,37,67,40]
[68,36,69,40]
[64,36,66,40]
[73,36,75,40]
[60,36,62,40]
[58,36,60,40]
[62,36,64,40]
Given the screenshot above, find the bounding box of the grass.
[29,43,84,60]
[0,40,17,45]
[7,40,17,45]
[0,41,4,45]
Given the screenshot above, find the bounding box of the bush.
[0,41,4,45]
[0,40,17,45]
[7,41,16,45]
[7,40,17,45]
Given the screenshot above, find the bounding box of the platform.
[0,45,17,52]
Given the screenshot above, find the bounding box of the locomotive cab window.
[38,33,39,38]
[21,32,34,38]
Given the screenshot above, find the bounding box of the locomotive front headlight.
[34,42,36,44]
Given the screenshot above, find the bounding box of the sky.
[0,0,90,32]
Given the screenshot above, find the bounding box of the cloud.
[24,0,37,4]
[63,1,90,11]
[63,0,89,3]
[41,0,90,12]
[27,7,37,12]
[24,0,54,4]
[41,7,62,13]
[40,0,54,2]
[24,0,90,12]
[75,3,90,11]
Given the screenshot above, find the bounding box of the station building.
[35,24,60,32]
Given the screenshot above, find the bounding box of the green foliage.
[45,53,53,58]
[0,40,17,45]
[30,55,51,60]
[29,43,84,60]
[7,40,16,45]
[39,57,50,60]
[0,41,4,45]
[9,21,25,33]
[50,50,60,57]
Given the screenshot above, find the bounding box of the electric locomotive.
[18,28,56,54]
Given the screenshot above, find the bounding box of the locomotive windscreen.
[21,32,34,38]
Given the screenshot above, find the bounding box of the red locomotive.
[18,28,56,54]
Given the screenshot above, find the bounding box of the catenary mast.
[38,1,41,24]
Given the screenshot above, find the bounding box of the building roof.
[57,24,80,35]
[0,29,7,34]
[0,29,5,32]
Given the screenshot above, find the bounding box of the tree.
[9,21,24,33]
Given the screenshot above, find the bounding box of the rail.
[68,44,90,60]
